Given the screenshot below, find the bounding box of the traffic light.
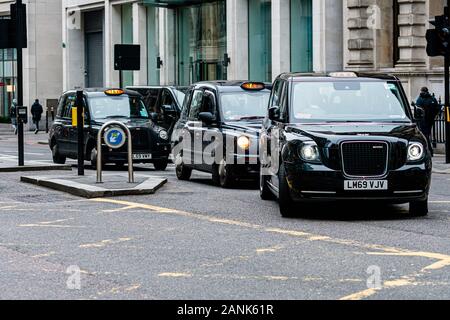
[426,15,450,57]
[10,2,27,48]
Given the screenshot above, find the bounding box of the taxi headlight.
[237,136,251,150]
[159,130,169,140]
[299,143,320,162]
[407,142,424,162]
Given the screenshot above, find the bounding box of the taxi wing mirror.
[150,112,159,122]
[199,112,215,125]
[268,106,280,121]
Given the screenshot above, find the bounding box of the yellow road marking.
[0,206,17,210]
[31,251,56,258]
[79,237,132,248]
[158,272,192,278]
[91,198,450,300]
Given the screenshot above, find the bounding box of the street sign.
[104,127,127,149]
[114,44,140,71]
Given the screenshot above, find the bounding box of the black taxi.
[259,72,432,217]
[49,88,171,170]
[126,86,189,135]
[172,81,271,187]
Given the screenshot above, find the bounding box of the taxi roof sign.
[105,89,125,96]
[241,82,266,91]
[329,72,358,78]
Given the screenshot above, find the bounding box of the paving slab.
[20,173,167,198]
[432,155,450,174]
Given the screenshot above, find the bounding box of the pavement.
[1,129,450,300]
[21,173,167,198]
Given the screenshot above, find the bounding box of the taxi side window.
[201,91,217,116]
[161,90,175,108]
[56,95,67,118]
[279,82,288,121]
[181,88,193,117]
[269,80,283,108]
[188,90,204,120]
[63,95,76,119]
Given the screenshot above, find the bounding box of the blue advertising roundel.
[104,127,126,149]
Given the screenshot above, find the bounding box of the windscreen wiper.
[238,116,265,121]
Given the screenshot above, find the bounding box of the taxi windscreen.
[220,92,270,121]
[89,95,149,120]
[291,81,409,123]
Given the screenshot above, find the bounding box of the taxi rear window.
[89,95,149,120]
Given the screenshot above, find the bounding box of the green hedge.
[0,116,11,123]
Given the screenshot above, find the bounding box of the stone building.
[0,0,63,124]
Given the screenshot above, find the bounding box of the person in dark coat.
[31,99,43,134]
[10,99,17,135]
[416,87,441,156]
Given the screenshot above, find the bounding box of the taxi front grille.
[341,141,388,177]
[130,130,151,151]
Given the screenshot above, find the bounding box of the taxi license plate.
[133,154,152,160]
[344,180,388,191]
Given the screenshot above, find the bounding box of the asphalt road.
[1,131,450,300]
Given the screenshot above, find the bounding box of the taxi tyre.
[278,162,298,218]
[52,143,66,164]
[212,160,235,188]
[175,151,192,180]
[153,160,168,171]
[409,199,429,217]
[260,166,275,200]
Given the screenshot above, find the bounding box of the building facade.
[0,0,63,122]
[62,0,444,101]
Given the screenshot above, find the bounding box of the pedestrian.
[10,99,18,135]
[31,99,43,134]
[416,87,441,156]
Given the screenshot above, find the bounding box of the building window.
[0,15,16,117]
[121,4,133,86]
[248,0,272,82]
[147,6,160,85]
[177,1,227,86]
[290,0,312,72]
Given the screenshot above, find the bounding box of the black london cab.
[49,88,171,170]
[260,72,432,217]
[171,81,272,188]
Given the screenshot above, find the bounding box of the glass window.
[177,1,227,85]
[291,81,409,123]
[188,90,204,120]
[249,0,272,82]
[121,4,134,87]
[290,0,312,72]
[220,91,270,121]
[147,6,160,85]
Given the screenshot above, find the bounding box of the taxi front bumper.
[284,162,431,204]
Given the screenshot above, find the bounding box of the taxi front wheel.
[153,160,168,171]
[52,143,66,164]
[409,199,428,217]
[278,163,298,218]
[175,151,192,180]
[212,160,235,188]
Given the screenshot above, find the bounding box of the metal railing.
[432,107,446,145]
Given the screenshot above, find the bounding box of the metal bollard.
[96,121,134,184]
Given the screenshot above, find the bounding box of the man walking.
[10,99,17,135]
[31,99,43,134]
[416,87,441,156]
